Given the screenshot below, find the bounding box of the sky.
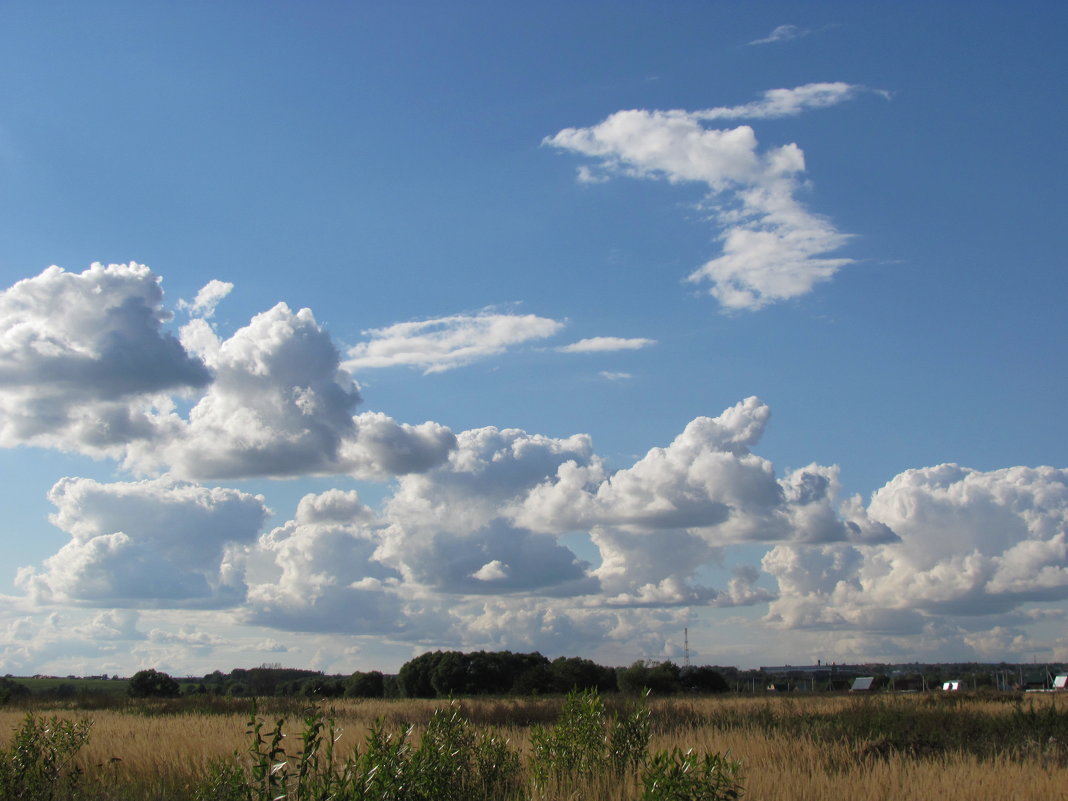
[1,1,1066,677]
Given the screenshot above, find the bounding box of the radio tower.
[684,627,690,669]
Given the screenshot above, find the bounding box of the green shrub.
[530,688,611,788]
[0,713,92,801]
[239,702,523,801]
[640,748,744,801]
[128,668,180,698]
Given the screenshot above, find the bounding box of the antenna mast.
[684,627,690,669]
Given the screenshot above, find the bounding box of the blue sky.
[1,1,1066,676]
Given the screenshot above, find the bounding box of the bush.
[242,703,523,801]
[0,713,92,801]
[0,677,30,705]
[640,748,744,801]
[530,688,653,796]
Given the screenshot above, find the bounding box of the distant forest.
[3,650,1061,703]
[168,652,732,699]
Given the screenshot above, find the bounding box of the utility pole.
[684,628,691,669]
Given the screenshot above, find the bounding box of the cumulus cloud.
[0,266,459,482]
[240,489,424,635]
[344,311,564,374]
[0,263,210,455]
[341,412,457,480]
[165,303,455,481]
[17,477,268,608]
[764,465,1068,635]
[557,336,656,353]
[545,86,865,310]
[511,398,894,605]
[129,303,365,479]
[376,426,600,598]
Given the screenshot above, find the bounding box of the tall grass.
[1,691,1066,800]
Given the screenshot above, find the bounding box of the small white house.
[1054,674,1067,690]
[942,680,961,691]
[850,676,877,692]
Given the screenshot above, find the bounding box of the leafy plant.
[530,688,610,789]
[192,759,250,801]
[610,689,653,776]
[640,748,744,801]
[0,713,92,801]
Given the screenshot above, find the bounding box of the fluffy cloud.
[6,281,1065,668]
[557,336,656,353]
[510,397,886,606]
[764,465,1068,634]
[141,303,364,479]
[241,489,438,636]
[0,263,210,455]
[545,86,864,310]
[341,412,457,480]
[178,279,233,318]
[17,477,268,608]
[344,311,564,374]
[137,304,456,481]
[0,266,458,482]
[377,426,599,597]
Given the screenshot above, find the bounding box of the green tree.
[618,661,683,695]
[0,678,30,705]
[128,668,180,698]
[681,666,730,694]
[346,670,385,698]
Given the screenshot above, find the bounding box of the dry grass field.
[2,692,1066,800]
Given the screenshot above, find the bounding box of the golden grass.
[2,693,1066,800]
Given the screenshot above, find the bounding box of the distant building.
[759,663,865,691]
[850,676,877,692]
[942,680,961,691]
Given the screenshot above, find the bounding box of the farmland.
[1,690,1067,800]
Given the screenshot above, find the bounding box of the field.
[1,691,1067,800]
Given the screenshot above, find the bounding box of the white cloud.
[240,489,441,635]
[545,87,866,310]
[178,279,233,318]
[558,336,656,353]
[17,477,268,608]
[599,371,633,381]
[0,263,210,455]
[472,560,509,581]
[510,398,895,606]
[344,311,564,374]
[376,426,600,597]
[125,303,365,479]
[763,464,1068,634]
[0,267,459,482]
[748,24,809,46]
[695,83,864,121]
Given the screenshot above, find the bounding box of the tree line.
[121,652,730,699]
